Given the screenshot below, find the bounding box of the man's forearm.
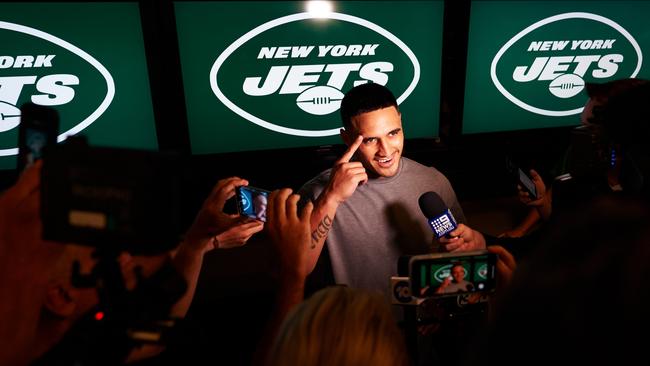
[306,193,339,273]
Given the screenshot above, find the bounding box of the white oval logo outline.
[0,21,115,156]
[210,12,421,137]
[490,12,643,117]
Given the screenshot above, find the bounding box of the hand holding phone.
[235,185,270,222]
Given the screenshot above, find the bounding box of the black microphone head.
[418,191,447,218]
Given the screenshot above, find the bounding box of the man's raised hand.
[324,135,368,204]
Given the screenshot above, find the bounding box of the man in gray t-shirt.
[298,83,486,300]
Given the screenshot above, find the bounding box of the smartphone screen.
[410,251,497,298]
[16,103,59,173]
[518,168,537,200]
[235,186,269,222]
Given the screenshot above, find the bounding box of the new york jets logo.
[433,265,454,283]
[491,12,642,116]
[210,12,420,137]
[0,21,114,156]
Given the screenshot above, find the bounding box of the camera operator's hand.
[438,223,487,252]
[184,177,264,253]
[266,188,314,282]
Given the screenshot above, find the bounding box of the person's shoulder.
[402,157,446,177]
[306,168,332,185]
[298,168,332,196]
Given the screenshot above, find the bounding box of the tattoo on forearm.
[310,215,332,249]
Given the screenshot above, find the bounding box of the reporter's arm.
[170,177,263,318]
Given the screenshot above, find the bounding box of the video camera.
[36,137,187,365]
[41,136,183,255]
[391,250,497,324]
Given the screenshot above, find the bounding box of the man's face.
[452,265,465,283]
[345,106,404,178]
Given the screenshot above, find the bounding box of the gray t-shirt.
[299,157,465,300]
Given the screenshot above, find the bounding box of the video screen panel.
[463,0,650,134]
[0,2,158,170]
[174,0,444,155]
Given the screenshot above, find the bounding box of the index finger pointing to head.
[337,135,363,164]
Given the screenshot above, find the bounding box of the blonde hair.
[267,286,409,366]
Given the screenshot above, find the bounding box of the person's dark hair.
[584,78,650,129]
[340,83,398,130]
[470,196,650,364]
[585,78,648,101]
[599,81,650,146]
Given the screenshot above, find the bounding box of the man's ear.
[44,283,77,318]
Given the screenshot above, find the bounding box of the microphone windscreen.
[418,191,447,218]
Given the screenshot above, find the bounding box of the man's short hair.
[340,83,399,130]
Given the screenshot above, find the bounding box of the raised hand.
[266,188,314,281]
[322,135,368,204]
[517,169,552,220]
[184,177,263,252]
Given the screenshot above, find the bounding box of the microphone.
[418,191,458,239]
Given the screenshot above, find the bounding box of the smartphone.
[506,155,537,200]
[16,102,59,173]
[409,250,497,299]
[518,168,538,200]
[235,186,270,222]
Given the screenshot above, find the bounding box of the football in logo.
[548,73,585,99]
[296,85,344,115]
[209,11,421,137]
[0,101,21,133]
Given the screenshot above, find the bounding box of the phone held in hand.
[16,102,59,173]
[505,155,537,200]
[409,250,497,299]
[518,168,538,200]
[235,186,270,222]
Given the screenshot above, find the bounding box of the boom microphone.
[418,191,458,239]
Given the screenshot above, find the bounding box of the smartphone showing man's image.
[235,186,269,222]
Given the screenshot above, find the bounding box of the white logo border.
[490,12,643,117]
[210,12,421,137]
[0,21,115,156]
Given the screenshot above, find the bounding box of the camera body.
[40,138,182,255]
[391,250,496,323]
